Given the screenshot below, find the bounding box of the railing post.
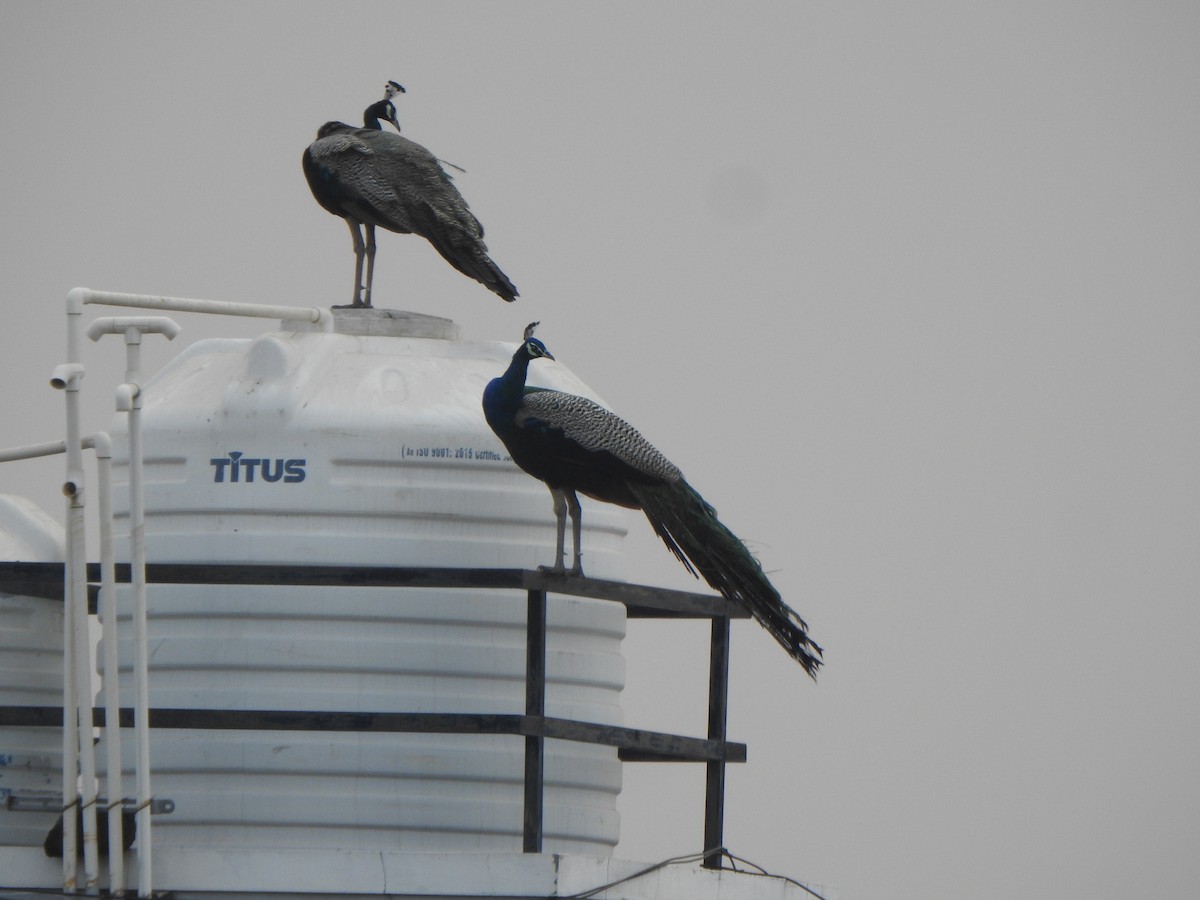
[523,588,547,852]
[703,614,731,869]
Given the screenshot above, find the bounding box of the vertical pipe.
[523,588,546,853]
[61,361,92,889]
[61,539,78,890]
[91,433,126,895]
[1,434,118,891]
[703,615,731,870]
[69,474,101,892]
[62,376,100,891]
[123,330,154,898]
[66,289,85,381]
[61,289,86,892]
[86,313,178,897]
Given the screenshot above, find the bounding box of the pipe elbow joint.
[50,363,85,391]
[86,316,181,343]
[66,287,91,316]
[83,431,113,458]
[114,383,139,412]
[313,308,336,332]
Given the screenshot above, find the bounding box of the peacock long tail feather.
[629,479,823,678]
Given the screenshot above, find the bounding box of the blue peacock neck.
[482,348,532,427]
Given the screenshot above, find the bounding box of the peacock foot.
[538,563,584,578]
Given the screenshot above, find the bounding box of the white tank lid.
[287,307,460,340]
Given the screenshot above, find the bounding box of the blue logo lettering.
[210,452,306,483]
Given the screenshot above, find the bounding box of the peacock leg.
[362,225,377,308]
[566,490,583,576]
[346,220,366,307]
[539,488,569,575]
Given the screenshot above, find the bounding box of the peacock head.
[363,99,402,133]
[520,322,555,362]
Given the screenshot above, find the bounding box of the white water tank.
[0,495,65,846]
[98,310,629,854]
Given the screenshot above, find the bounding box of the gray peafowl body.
[303,96,518,307]
[482,325,822,677]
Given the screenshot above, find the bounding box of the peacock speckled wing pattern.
[517,389,683,483]
[307,127,461,235]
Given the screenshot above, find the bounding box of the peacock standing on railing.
[482,323,822,677]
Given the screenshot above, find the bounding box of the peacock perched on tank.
[482,323,822,677]
[303,83,518,308]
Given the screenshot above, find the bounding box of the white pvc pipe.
[68,286,334,330]
[63,299,86,890]
[57,359,100,890]
[87,431,126,896]
[0,434,119,891]
[86,317,181,342]
[61,524,78,891]
[126,388,152,899]
[59,287,334,895]
[0,438,68,462]
[69,481,101,893]
[60,311,84,892]
[89,321,178,899]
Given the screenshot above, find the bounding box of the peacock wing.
[304,129,414,231]
[517,389,683,483]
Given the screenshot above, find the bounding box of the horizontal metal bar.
[540,718,746,763]
[0,561,64,601]
[0,706,746,764]
[0,705,64,727]
[0,562,746,618]
[533,570,748,618]
[6,795,174,815]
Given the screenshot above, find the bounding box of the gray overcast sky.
[2,3,1199,898]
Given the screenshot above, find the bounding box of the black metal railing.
[0,562,747,868]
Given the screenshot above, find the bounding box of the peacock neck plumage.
[362,100,395,131]
[482,347,533,430]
